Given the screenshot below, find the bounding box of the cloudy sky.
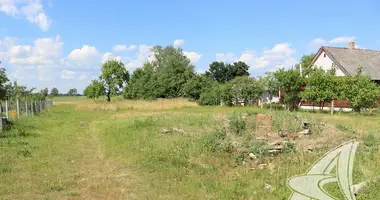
[0,0,380,93]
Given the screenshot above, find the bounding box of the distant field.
[1,99,380,199]
[49,96,89,102]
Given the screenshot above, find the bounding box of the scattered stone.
[264,183,272,190]
[278,130,288,137]
[160,128,185,134]
[298,129,310,135]
[352,181,367,195]
[257,164,267,170]
[248,153,256,159]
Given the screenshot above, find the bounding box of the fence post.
[5,100,9,120]
[31,101,34,116]
[16,99,20,120]
[25,101,28,116]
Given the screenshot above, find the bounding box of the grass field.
[1,99,380,199]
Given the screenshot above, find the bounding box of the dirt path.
[69,120,141,200]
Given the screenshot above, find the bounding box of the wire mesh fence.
[0,99,53,130]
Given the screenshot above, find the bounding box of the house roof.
[312,46,380,80]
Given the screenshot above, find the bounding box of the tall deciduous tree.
[100,60,130,102]
[84,79,105,99]
[126,45,195,99]
[0,68,9,100]
[41,87,49,97]
[50,87,59,96]
[68,88,78,96]
[206,61,250,83]
[181,73,214,100]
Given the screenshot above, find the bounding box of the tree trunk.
[331,99,334,115]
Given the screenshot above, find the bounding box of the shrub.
[282,141,297,154]
[263,103,284,110]
[228,112,246,136]
[363,134,380,148]
[200,130,233,153]
[199,91,220,106]
[247,140,270,157]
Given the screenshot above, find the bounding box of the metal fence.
[0,99,53,130]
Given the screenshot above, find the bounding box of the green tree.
[300,68,341,111]
[100,60,130,101]
[41,87,49,97]
[263,72,281,109]
[343,67,380,113]
[199,83,223,106]
[150,46,195,98]
[126,45,195,99]
[0,68,9,100]
[206,61,250,83]
[50,87,59,96]
[229,76,264,106]
[295,54,316,76]
[84,79,105,99]
[182,73,214,100]
[274,68,305,110]
[68,88,78,96]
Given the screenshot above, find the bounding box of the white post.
[31,101,34,116]
[16,99,20,120]
[25,101,28,116]
[5,100,9,120]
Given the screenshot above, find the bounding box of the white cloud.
[6,35,63,65]
[67,45,101,67]
[101,52,123,63]
[60,69,77,80]
[0,0,52,31]
[309,38,326,47]
[216,52,237,63]
[173,39,185,48]
[77,72,90,81]
[184,51,201,64]
[216,43,297,73]
[329,36,356,44]
[125,44,153,71]
[112,44,137,52]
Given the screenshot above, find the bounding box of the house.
[300,41,380,111]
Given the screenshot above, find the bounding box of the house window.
[324,53,326,58]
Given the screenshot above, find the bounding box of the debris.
[264,183,272,190]
[352,181,367,195]
[160,128,185,134]
[278,130,288,137]
[298,129,310,135]
[242,113,249,119]
[302,120,310,129]
[248,153,256,159]
[269,149,281,155]
[256,114,273,120]
[257,164,267,170]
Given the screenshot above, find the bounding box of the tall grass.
[73,98,199,111]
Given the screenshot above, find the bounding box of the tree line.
[83,46,380,113]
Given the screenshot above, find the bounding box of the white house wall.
[313,50,345,76]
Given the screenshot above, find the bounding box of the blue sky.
[1,0,380,93]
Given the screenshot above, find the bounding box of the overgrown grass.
[0,103,380,199]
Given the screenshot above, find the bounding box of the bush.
[228,112,246,136]
[199,91,220,106]
[247,140,270,157]
[282,141,297,154]
[363,133,380,148]
[200,130,233,153]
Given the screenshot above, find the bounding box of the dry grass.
[70,98,199,111]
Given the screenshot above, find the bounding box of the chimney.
[348,41,355,49]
